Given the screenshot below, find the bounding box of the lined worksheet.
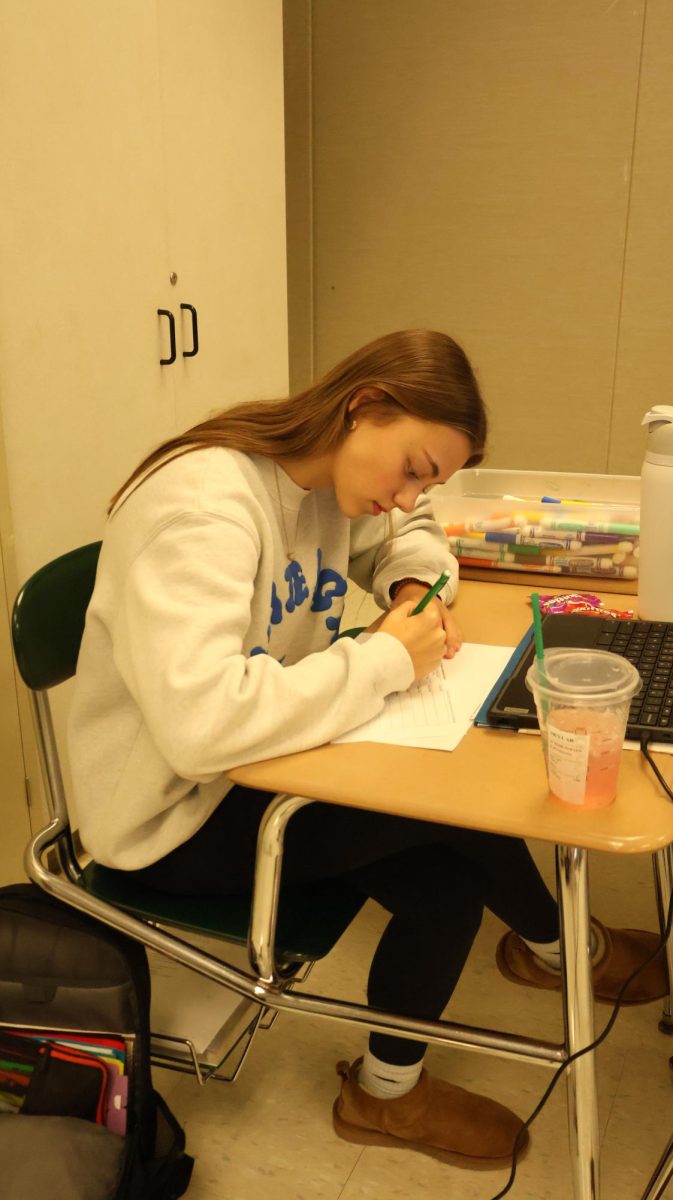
[333,642,514,751]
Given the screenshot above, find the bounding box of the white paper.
[333,642,514,752]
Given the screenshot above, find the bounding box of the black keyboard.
[488,613,673,742]
[591,619,673,736]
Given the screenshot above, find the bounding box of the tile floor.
[155,840,673,1200]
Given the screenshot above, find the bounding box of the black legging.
[132,785,559,1065]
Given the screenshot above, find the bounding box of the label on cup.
[547,725,590,805]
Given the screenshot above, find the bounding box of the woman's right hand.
[378,601,447,682]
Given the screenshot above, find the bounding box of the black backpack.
[0,882,194,1200]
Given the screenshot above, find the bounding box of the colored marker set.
[443,509,640,580]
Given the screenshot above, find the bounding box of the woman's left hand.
[436,604,462,658]
[369,582,463,659]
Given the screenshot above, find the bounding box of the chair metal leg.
[641,1129,673,1200]
[25,814,567,1064]
[31,691,81,882]
[652,847,673,1034]
[557,844,600,1200]
[150,1005,264,1084]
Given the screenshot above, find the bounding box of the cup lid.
[526,647,641,703]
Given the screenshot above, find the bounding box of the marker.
[456,557,560,573]
[553,540,633,557]
[579,530,636,545]
[550,557,638,577]
[483,531,581,548]
[504,511,553,524]
[459,527,633,553]
[447,538,542,558]
[518,525,635,547]
[411,572,449,614]
[466,517,516,532]
[487,531,584,550]
[450,546,521,563]
[455,557,637,578]
[549,555,610,570]
[541,518,640,536]
[540,496,595,505]
[503,495,596,506]
[447,528,554,546]
[450,542,506,557]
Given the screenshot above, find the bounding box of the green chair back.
[12,542,102,689]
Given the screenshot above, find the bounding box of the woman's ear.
[347,385,387,416]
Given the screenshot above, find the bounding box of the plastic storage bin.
[430,469,640,593]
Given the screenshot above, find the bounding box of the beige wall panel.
[309,0,644,472]
[609,0,673,475]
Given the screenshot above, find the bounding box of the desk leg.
[557,844,600,1200]
[652,846,673,1033]
[640,1130,673,1200]
[248,792,314,985]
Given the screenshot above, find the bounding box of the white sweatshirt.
[68,448,458,869]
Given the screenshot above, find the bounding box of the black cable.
[640,733,673,798]
[485,734,673,1200]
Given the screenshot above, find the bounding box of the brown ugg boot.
[332,1058,528,1168]
[496,918,669,1005]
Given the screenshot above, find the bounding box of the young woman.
[69,329,666,1170]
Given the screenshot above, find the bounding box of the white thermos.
[639,405,673,620]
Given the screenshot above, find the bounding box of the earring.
[348,419,357,432]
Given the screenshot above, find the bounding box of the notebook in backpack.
[0,883,193,1200]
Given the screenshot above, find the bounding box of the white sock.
[522,926,601,971]
[358,1050,423,1099]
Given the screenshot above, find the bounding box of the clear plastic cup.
[526,648,641,809]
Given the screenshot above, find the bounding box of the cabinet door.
[156,0,289,433]
[0,535,31,885]
[0,0,177,584]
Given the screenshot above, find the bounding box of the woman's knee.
[425,881,484,947]
[366,844,485,931]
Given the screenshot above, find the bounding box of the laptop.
[484,613,673,744]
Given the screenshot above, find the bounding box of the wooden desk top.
[229,581,673,855]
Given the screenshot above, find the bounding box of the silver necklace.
[273,463,296,562]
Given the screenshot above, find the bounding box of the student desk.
[229,580,673,1200]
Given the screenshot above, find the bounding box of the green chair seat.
[80,861,365,963]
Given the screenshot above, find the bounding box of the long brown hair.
[109,329,487,513]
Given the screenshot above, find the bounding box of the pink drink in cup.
[544,707,624,809]
[526,648,641,810]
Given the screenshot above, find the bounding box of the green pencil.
[411,572,450,615]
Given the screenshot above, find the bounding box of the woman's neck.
[275,453,334,491]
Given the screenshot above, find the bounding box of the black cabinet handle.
[181,303,199,358]
[157,309,176,365]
